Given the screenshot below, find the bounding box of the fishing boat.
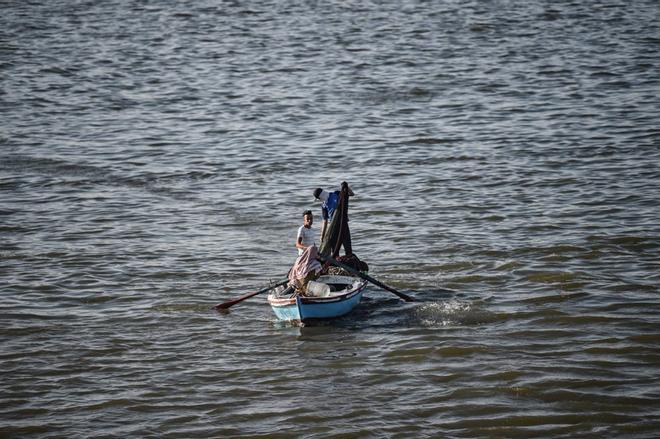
[214,183,413,316]
[267,275,368,323]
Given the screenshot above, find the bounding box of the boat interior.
[273,275,361,298]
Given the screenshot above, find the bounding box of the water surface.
[2,0,660,437]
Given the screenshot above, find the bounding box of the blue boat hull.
[268,276,367,323]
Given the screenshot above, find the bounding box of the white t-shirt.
[297,225,316,255]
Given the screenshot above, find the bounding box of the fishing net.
[319,185,350,258]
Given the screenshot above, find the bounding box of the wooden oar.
[318,254,415,302]
[214,279,289,310]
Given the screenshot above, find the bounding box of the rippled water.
[2,0,660,437]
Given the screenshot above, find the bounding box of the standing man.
[296,210,316,256]
[313,181,354,256]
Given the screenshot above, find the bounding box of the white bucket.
[306,281,331,297]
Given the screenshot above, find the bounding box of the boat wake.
[409,300,501,327]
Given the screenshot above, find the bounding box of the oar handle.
[318,254,414,302]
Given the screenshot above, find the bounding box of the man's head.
[303,210,313,227]
[313,188,322,199]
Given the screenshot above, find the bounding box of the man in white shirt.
[296,210,316,255]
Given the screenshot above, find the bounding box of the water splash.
[411,300,501,327]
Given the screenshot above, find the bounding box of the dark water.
[2,0,660,437]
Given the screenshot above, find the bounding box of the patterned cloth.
[288,245,322,293]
